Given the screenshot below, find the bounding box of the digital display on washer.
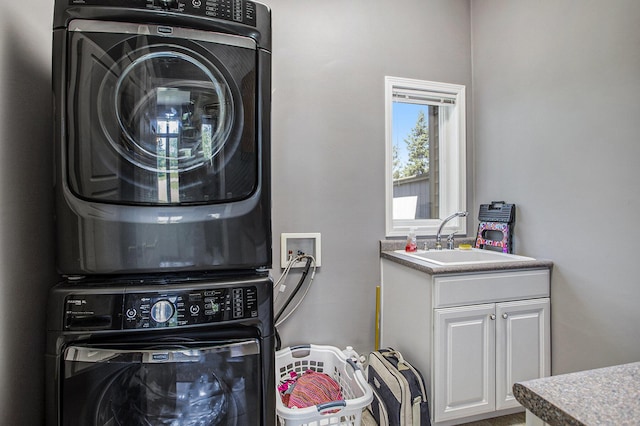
[123,286,259,329]
[68,0,258,27]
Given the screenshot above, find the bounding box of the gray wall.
[0,1,56,424]
[269,0,472,350]
[471,0,640,374]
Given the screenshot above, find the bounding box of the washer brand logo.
[67,299,87,306]
[157,26,174,35]
[153,353,170,361]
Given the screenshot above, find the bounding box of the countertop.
[380,239,553,275]
[513,362,640,426]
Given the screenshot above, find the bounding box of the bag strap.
[412,396,422,426]
[381,348,410,371]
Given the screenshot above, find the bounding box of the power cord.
[273,254,317,350]
[273,254,300,303]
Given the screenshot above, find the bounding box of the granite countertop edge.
[513,362,640,426]
[513,382,583,426]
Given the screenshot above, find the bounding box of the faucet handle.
[447,231,457,250]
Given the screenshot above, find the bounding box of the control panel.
[123,286,259,329]
[68,0,258,27]
[63,286,259,331]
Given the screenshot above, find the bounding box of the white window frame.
[385,76,467,237]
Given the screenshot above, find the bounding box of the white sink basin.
[395,248,535,266]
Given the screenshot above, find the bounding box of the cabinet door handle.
[490,314,496,320]
[502,313,508,319]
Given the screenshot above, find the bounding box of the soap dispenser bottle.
[405,228,417,252]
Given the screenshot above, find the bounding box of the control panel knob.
[159,0,179,9]
[151,300,175,323]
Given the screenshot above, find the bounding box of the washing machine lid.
[65,20,261,206]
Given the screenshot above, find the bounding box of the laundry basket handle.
[346,358,360,371]
[289,344,311,358]
[316,400,346,414]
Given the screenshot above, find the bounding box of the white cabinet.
[380,258,551,425]
[433,299,550,422]
[495,299,550,411]
[433,303,496,421]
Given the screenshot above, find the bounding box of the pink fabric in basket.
[281,370,343,409]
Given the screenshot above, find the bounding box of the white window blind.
[392,88,456,106]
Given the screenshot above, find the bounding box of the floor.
[361,411,525,426]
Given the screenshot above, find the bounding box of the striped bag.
[367,348,431,426]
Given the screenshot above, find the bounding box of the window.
[385,77,466,237]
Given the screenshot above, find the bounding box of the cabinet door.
[496,298,551,410]
[434,304,496,422]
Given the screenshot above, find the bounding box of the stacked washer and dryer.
[45,1,274,425]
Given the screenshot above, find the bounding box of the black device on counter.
[475,201,516,253]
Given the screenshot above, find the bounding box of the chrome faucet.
[435,211,469,250]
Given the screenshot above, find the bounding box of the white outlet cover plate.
[280,232,321,268]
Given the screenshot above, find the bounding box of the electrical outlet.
[280,233,322,268]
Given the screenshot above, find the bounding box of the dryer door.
[66,20,258,205]
[61,339,263,426]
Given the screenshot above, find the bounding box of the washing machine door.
[66,19,258,205]
[61,339,263,426]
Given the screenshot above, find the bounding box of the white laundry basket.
[275,345,373,426]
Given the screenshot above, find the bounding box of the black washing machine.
[52,0,272,275]
[45,273,275,426]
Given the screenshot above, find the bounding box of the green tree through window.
[402,109,429,178]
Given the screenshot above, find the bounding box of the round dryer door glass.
[108,51,234,174]
[67,26,259,205]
